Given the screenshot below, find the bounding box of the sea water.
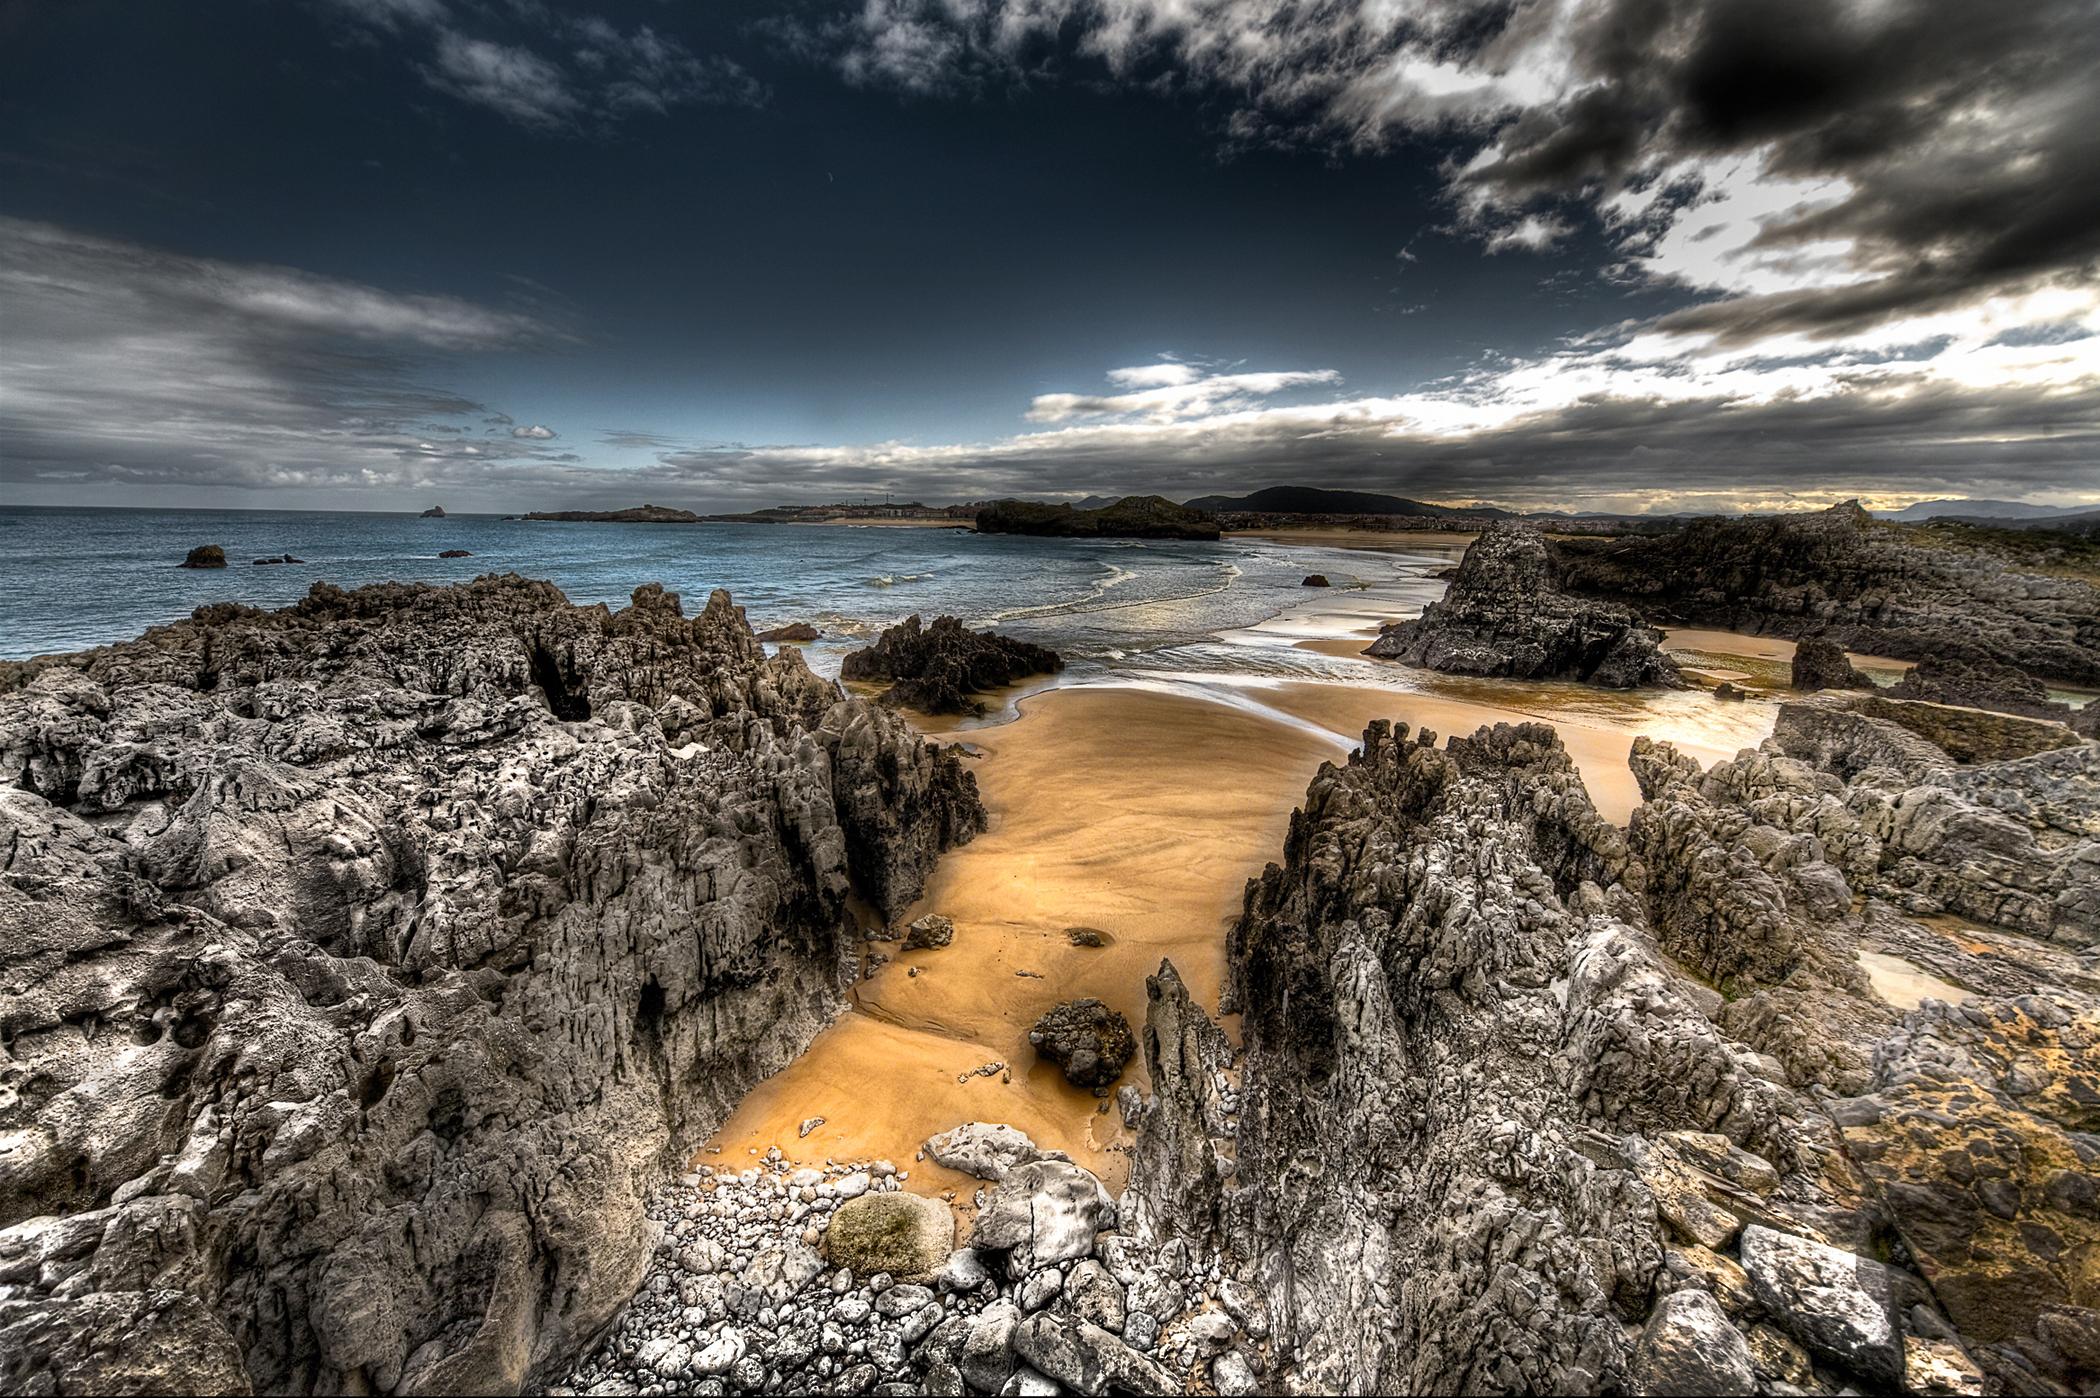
[0,507,1441,677]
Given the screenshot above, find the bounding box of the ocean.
[0,506,1439,675]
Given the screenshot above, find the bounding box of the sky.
[2,0,2098,515]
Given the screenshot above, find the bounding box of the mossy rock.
[822,1192,954,1281]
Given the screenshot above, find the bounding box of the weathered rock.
[1790,636,1875,691]
[0,1291,253,1395]
[1552,501,2100,686]
[822,1193,956,1283]
[960,1299,1023,1393]
[904,913,955,949]
[1632,1289,1757,1397]
[177,544,225,569]
[839,615,1062,715]
[1366,522,1683,688]
[438,548,471,558]
[0,577,983,1394]
[756,622,821,643]
[924,1123,1055,1182]
[1187,719,1793,1393]
[969,1161,1114,1268]
[1011,1312,1175,1396]
[1027,999,1136,1089]
[1121,960,1233,1249]
[1739,1226,1905,1387]
[1301,574,1330,587]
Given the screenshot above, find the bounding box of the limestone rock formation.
[1790,636,1874,691]
[0,576,984,1395]
[1027,999,1136,1089]
[1553,501,2100,685]
[1366,522,1683,688]
[838,615,1063,715]
[1125,708,2099,1395]
[1890,652,2079,723]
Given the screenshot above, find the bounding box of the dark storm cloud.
[0,218,570,492]
[805,0,2100,338]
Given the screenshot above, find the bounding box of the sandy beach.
[708,636,1787,1188]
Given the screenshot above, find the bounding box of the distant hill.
[1071,494,1124,510]
[1878,498,2092,522]
[976,495,1220,540]
[1183,486,1511,517]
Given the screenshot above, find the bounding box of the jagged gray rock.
[1366,522,1683,688]
[0,576,985,1395]
[838,615,1063,715]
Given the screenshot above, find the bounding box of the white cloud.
[1026,366,1341,423]
[512,423,558,439]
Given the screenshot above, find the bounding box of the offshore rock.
[0,575,983,1395]
[838,614,1063,715]
[178,544,225,569]
[1366,522,1683,688]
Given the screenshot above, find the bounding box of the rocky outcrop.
[420,506,446,518]
[1126,706,2100,1395]
[838,614,1063,715]
[178,545,225,569]
[1366,522,1683,687]
[0,575,984,1395]
[1890,652,2078,722]
[1553,501,2100,685]
[521,504,701,524]
[973,496,1222,541]
[755,622,820,643]
[1028,999,1136,1089]
[438,549,471,559]
[1790,636,1874,691]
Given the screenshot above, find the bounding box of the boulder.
[822,1192,955,1282]
[839,615,1063,715]
[1632,1289,1758,1397]
[968,1161,1114,1267]
[1011,1313,1175,1396]
[904,913,955,949]
[1302,574,1330,587]
[439,549,472,558]
[960,1299,1023,1393]
[1028,999,1136,1088]
[1739,1226,1905,1388]
[756,622,821,643]
[1792,636,1876,692]
[252,553,304,565]
[178,544,226,569]
[924,1123,1055,1181]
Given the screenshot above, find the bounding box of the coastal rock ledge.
[1367,521,1684,688]
[0,575,985,1395]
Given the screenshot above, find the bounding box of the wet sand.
[708,685,1340,1194]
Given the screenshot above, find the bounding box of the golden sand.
[707,686,1338,1192]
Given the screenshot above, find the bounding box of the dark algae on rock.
[0,575,983,1395]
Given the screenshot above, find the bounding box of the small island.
[420,505,446,518]
[974,494,1220,540]
[521,503,703,524]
